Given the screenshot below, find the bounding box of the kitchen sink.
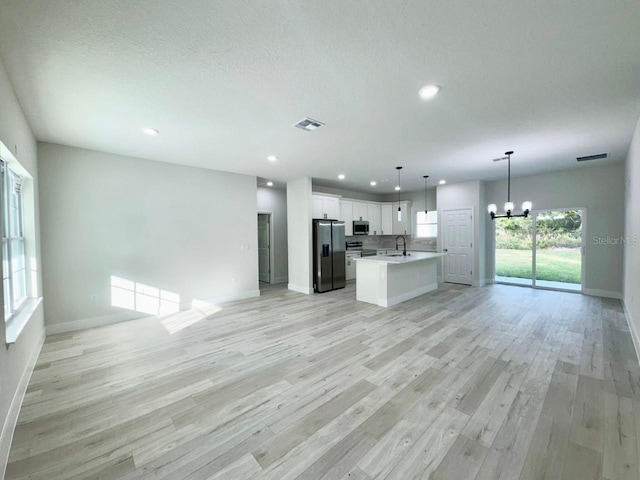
[385,253,409,257]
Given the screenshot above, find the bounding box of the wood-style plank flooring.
[6,282,640,479]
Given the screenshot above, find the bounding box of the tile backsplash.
[346,235,437,251]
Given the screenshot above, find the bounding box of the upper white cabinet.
[392,201,412,235]
[340,200,353,236]
[352,202,368,222]
[381,204,393,235]
[313,193,411,237]
[368,203,381,235]
[312,195,340,220]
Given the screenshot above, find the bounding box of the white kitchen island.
[353,252,444,307]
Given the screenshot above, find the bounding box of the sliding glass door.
[534,210,583,291]
[495,216,533,286]
[495,209,584,292]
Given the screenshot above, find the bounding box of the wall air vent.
[293,117,325,131]
[576,153,608,162]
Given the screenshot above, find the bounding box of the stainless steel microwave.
[353,221,369,235]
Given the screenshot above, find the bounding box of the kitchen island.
[353,252,444,307]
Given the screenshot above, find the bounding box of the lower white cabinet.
[345,253,359,280]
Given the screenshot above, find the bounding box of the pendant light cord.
[507,152,511,202]
[423,175,429,213]
[396,167,403,211]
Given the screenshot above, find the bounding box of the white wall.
[257,186,288,284]
[313,183,385,202]
[287,177,313,294]
[624,117,640,354]
[437,180,485,286]
[0,59,45,477]
[484,163,626,297]
[38,143,260,332]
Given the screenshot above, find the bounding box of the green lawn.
[496,248,581,284]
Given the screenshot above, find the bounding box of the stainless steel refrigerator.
[313,219,346,293]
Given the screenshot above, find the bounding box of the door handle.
[443,248,448,252]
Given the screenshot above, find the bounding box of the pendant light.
[487,151,532,219]
[423,175,429,214]
[396,166,403,221]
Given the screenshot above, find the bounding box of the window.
[2,160,27,320]
[416,210,437,238]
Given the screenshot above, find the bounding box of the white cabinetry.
[392,201,412,235]
[345,252,359,280]
[340,200,353,236]
[368,203,381,235]
[352,202,368,222]
[312,195,340,220]
[381,204,393,235]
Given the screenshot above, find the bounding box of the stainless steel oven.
[353,221,369,235]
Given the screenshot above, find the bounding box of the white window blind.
[2,160,27,319]
[416,210,437,238]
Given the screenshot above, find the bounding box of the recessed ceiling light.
[418,84,441,100]
[141,127,159,136]
[266,181,273,187]
[439,180,446,185]
[395,186,401,191]
[267,155,278,162]
[338,174,345,180]
[370,181,377,186]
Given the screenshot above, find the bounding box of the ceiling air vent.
[576,153,608,162]
[293,117,324,131]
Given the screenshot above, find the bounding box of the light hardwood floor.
[6,282,640,479]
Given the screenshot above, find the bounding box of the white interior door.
[443,208,473,285]
[258,214,270,283]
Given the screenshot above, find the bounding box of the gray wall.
[437,180,485,286]
[312,183,385,202]
[257,186,288,284]
[287,177,313,294]
[0,58,45,475]
[624,117,640,349]
[38,143,260,332]
[484,163,626,296]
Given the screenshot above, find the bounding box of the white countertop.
[353,251,444,264]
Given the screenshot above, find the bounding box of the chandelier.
[487,151,532,219]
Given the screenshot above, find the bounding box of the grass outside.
[496,248,581,284]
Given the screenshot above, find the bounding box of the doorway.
[258,213,271,284]
[442,208,473,285]
[494,209,584,292]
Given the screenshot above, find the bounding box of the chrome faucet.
[395,236,407,256]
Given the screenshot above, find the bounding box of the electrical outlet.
[90,294,97,303]
[232,276,238,283]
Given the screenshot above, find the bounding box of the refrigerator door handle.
[322,244,330,257]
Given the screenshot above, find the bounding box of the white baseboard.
[288,283,312,295]
[199,289,260,305]
[583,288,622,299]
[485,278,495,285]
[623,301,640,365]
[273,276,288,285]
[46,311,149,335]
[1,333,45,478]
[46,290,261,335]
[380,282,438,307]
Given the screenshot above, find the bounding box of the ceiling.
[1,1,639,193]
